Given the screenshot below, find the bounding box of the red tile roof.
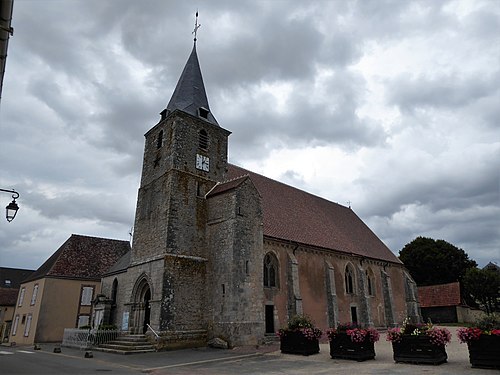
[226,164,401,264]
[418,282,462,307]
[24,234,131,282]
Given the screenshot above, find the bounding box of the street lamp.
[0,188,19,222]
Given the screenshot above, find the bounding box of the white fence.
[62,328,120,349]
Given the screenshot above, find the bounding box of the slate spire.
[165,15,218,126]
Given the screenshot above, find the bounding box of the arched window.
[156,130,163,149]
[366,268,375,296]
[199,129,209,150]
[345,264,355,294]
[263,253,279,288]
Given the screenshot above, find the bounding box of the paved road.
[0,327,496,374]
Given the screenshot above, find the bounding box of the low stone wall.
[154,329,207,351]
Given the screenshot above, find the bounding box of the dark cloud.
[0,0,498,270]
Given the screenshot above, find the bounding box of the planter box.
[329,333,375,361]
[467,335,500,369]
[392,335,447,365]
[280,331,319,356]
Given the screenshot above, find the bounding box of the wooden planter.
[392,335,447,365]
[467,335,500,369]
[280,331,319,356]
[329,333,375,361]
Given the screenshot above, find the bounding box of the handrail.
[146,324,160,338]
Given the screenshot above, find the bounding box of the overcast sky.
[0,0,498,271]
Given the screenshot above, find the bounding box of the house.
[418,281,480,323]
[0,267,34,342]
[8,234,130,345]
[98,35,420,349]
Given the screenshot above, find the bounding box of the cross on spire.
[192,11,201,42]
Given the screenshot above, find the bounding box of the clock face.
[196,154,210,172]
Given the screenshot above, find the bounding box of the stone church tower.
[101,39,265,348]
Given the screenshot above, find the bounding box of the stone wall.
[206,177,265,346]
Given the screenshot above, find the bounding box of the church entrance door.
[143,288,151,334]
[131,277,152,334]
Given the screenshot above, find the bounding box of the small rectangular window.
[30,284,39,305]
[18,287,25,307]
[12,315,19,336]
[77,315,90,328]
[4,279,11,286]
[80,286,94,306]
[24,314,32,337]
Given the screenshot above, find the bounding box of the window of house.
[77,315,90,328]
[12,315,19,336]
[199,129,209,150]
[24,314,32,337]
[30,284,39,305]
[345,265,355,294]
[4,279,11,287]
[156,130,164,149]
[18,287,25,307]
[80,286,94,306]
[263,253,279,288]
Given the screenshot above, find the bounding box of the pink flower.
[457,327,482,344]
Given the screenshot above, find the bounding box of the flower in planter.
[326,323,380,343]
[457,314,500,344]
[277,314,322,341]
[386,318,451,346]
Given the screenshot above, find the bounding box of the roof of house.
[0,287,20,306]
[0,267,35,289]
[224,164,401,264]
[165,43,219,126]
[418,281,462,308]
[484,262,500,273]
[23,234,131,283]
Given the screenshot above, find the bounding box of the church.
[99,30,420,348]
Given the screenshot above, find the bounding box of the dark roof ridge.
[206,174,253,198]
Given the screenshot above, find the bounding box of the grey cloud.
[388,72,500,112]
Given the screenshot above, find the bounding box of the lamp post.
[0,188,19,222]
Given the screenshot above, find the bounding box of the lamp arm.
[0,188,20,200]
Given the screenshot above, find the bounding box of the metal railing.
[146,324,160,339]
[62,328,120,349]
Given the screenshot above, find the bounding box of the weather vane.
[192,11,201,42]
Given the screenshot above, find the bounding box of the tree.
[463,267,500,314]
[399,236,477,286]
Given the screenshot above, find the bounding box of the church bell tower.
[131,30,231,264]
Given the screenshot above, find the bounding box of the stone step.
[99,343,155,351]
[94,347,156,355]
[263,334,280,344]
[103,339,151,346]
[115,335,148,342]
